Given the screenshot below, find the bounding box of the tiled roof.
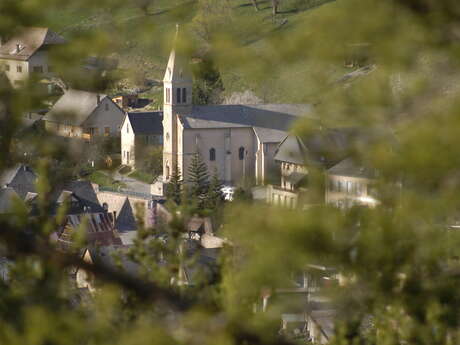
[0,164,37,199]
[0,27,65,61]
[57,212,122,249]
[43,89,108,126]
[180,105,312,142]
[327,157,377,179]
[127,111,163,135]
[115,198,137,232]
[274,128,363,168]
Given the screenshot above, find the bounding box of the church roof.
[0,27,66,61]
[179,104,313,142]
[127,111,163,135]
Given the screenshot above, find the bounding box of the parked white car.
[221,186,235,201]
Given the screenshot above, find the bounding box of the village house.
[268,129,360,208]
[0,27,66,88]
[43,89,125,139]
[325,157,379,208]
[0,164,37,206]
[156,27,313,190]
[120,111,163,167]
[268,128,389,209]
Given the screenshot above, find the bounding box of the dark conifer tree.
[165,165,182,205]
[206,168,224,210]
[187,152,209,208]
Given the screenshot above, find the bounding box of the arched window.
[182,88,187,103]
[176,88,181,103]
[238,147,245,160]
[209,148,216,161]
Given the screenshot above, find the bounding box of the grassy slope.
[44,0,345,103]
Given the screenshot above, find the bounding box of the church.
[160,31,313,187]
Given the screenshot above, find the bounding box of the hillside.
[41,0,349,104]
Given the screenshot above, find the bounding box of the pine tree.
[187,152,209,208]
[165,165,182,205]
[206,168,224,210]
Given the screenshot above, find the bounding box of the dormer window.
[11,43,24,54]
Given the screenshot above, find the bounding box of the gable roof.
[0,164,37,199]
[115,198,137,232]
[31,180,105,216]
[127,112,163,135]
[327,157,377,179]
[44,89,108,126]
[0,27,66,61]
[60,180,104,213]
[57,212,122,250]
[179,104,312,143]
[274,128,364,168]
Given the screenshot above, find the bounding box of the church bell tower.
[163,25,193,181]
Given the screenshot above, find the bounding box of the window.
[176,88,181,103]
[127,151,130,162]
[182,88,187,103]
[239,147,245,160]
[347,181,352,193]
[5,64,9,71]
[126,124,129,133]
[104,127,110,136]
[33,66,43,73]
[209,148,216,161]
[16,65,22,73]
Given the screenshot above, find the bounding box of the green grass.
[128,170,156,184]
[88,171,126,188]
[45,0,340,103]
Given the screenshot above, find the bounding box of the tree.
[165,164,182,206]
[4,1,460,345]
[205,168,224,210]
[192,53,224,105]
[187,152,209,209]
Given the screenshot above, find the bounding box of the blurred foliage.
[2,0,460,345]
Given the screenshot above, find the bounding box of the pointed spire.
[163,24,192,83]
